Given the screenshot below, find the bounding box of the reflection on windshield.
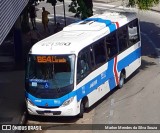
[27,55,75,89]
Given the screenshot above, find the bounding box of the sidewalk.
[0,2,58,132]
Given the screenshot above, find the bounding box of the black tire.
[118,72,125,89]
[78,102,84,118]
[25,107,30,119]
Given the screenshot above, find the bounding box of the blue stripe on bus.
[108,24,117,32]
[106,59,116,90]
[77,18,117,33]
[26,47,141,107]
[86,18,111,26]
[26,91,76,107]
[85,18,117,32]
[117,47,141,71]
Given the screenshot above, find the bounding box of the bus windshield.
[26,54,75,99]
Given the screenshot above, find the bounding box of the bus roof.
[31,11,137,55]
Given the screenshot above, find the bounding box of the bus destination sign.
[37,56,66,63]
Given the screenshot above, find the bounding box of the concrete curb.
[150,9,160,13]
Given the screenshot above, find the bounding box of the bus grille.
[36,111,61,115]
[37,106,59,109]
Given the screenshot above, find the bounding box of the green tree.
[128,0,159,9]
[69,0,93,20]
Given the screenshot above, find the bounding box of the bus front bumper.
[26,99,80,116]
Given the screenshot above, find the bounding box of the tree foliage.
[46,0,64,6]
[69,0,160,20]
[47,0,57,6]
[69,0,93,20]
[128,0,160,9]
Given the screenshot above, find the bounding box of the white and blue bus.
[25,11,141,117]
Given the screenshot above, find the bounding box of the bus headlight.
[62,97,74,107]
[27,98,35,106]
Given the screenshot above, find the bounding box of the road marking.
[111,98,115,106]
[93,2,136,12]
[110,110,114,116]
[108,121,113,124]
[110,99,114,116]
[107,98,115,124]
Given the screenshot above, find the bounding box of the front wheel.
[77,102,84,118]
[118,72,125,89]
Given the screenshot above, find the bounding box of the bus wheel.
[118,72,125,89]
[78,101,84,118]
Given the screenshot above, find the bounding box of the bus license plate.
[44,113,53,115]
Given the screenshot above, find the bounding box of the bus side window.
[89,47,95,68]
[106,33,118,59]
[118,26,128,52]
[128,19,140,46]
[93,39,107,65]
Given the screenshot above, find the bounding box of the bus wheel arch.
[118,69,126,89]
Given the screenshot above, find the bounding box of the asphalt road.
[25,2,160,133]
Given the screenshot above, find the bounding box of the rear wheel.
[118,72,125,88]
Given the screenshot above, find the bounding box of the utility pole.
[59,0,66,26]
[63,0,66,26]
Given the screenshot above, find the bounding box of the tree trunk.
[83,0,93,16]
[63,0,66,26]
[53,6,56,25]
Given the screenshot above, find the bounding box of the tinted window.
[89,46,95,68]
[118,26,128,52]
[128,19,140,46]
[106,33,118,59]
[93,39,107,65]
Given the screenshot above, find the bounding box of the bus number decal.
[41,42,71,47]
[101,72,106,79]
[90,80,97,88]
